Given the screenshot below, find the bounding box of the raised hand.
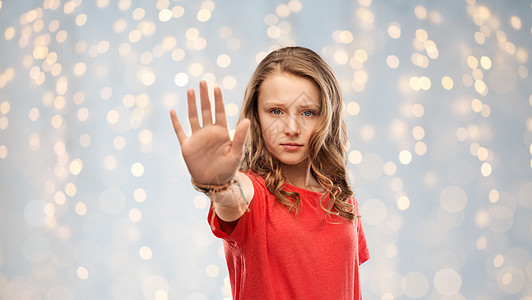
[170,80,250,185]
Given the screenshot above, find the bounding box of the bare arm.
[170,80,253,221]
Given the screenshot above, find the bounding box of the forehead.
[258,72,321,107]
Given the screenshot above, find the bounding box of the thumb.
[231,118,250,157]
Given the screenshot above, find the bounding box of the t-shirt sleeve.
[352,197,370,265]
[207,172,266,246]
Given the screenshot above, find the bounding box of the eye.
[270,108,282,115]
[302,110,315,117]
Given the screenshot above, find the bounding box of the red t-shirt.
[208,172,370,299]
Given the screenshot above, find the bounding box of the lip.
[281,143,303,151]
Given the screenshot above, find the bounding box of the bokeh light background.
[0,0,531,299]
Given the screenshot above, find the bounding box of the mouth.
[280,143,303,151]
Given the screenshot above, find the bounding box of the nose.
[283,115,301,136]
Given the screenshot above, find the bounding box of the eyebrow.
[261,100,321,110]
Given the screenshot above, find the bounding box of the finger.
[213,86,228,127]
[231,118,251,157]
[199,80,213,126]
[170,109,187,145]
[187,88,200,131]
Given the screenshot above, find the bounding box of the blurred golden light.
[414,6,427,19]
[399,149,412,165]
[349,150,362,164]
[383,161,397,176]
[397,196,410,210]
[441,76,453,90]
[481,162,492,177]
[69,158,83,175]
[131,162,145,177]
[415,142,427,156]
[467,56,478,69]
[129,208,142,222]
[510,16,522,30]
[139,246,152,260]
[197,9,211,22]
[386,55,400,69]
[217,54,231,68]
[480,56,492,69]
[388,22,401,39]
[416,29,428,41]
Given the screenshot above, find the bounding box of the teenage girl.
[170,46,369,299]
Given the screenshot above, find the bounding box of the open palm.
[170,80,250,185]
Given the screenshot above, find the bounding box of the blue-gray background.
[0,0,531,299]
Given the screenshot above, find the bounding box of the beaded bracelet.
[191,177,237,195]
[191,176,250,206]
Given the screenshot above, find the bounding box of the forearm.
[208,171,254,222]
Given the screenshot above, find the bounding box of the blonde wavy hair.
[239,46,358,221]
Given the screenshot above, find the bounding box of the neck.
[281,159,323,192]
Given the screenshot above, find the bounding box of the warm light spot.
[349,150,363,164]
[386,55,400,69]
[419,76,431,90]
[206,264,220,278]
[412,126,425,140]
[132,7,145,20]
[106,109,119,124]
[50,114,63,128]
[481,162,492,177]
[129,208,142,222]
[222,76,236,90]
[397,196,410,210]
[441,76,453,90]
[416,29,428,41]
[489,189,499,203]
[75,202,87,215]
[412,104,424,117]
[383,161,397,176]
[471,98,483,112]
[415,142,427,156]
[0,101,10,114]
[267,26,281,39]
[65,182,76,197]
[474,80,487,95]
[467,56,479,69]
[159,9,172,22]
[474,32,486,45]
[134,188,147,202]
[334,50,349,65]
[197,8,211,22]
[139,246,152,260]
[0,145,7,159]
[155,290,168,300]
[77,266,89,279]
[399,150,412,165]
[276,3,290,17]
[69,159,83,175]
[217,54,231,68]
[104,156,117,170]
[510,16,522,30]
[414,6,427,19]
[4,27,15,40]
[141,71,156,86]
[346,101,360,116]
[131,162,145,177]
[387,22,401,39]
[79,134,91,148]
[409,77,421,91]
[75,14,87,26]
[477,147,489,161]
[174,72,188,87]
[188,63,204,77]
[480,56,492,70]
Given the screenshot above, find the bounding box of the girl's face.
[257,72,321,168]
